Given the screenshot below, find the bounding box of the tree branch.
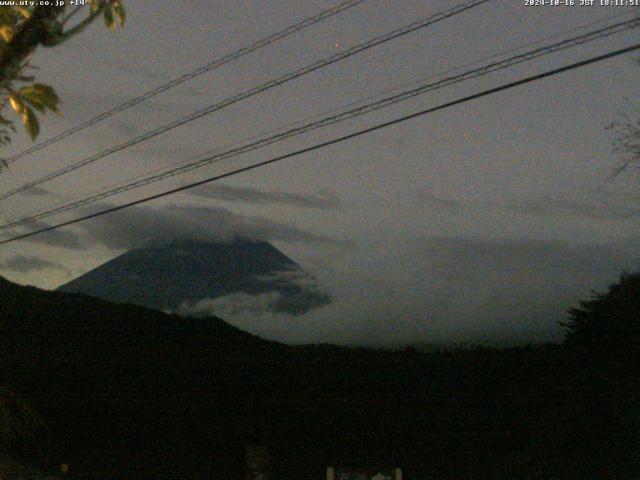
[46,4,107,46]
[0,6,64,88]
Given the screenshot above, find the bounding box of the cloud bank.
[0,255,65,274]
[204,236,640,346]
[190,185,341,209]
[9,202,343,251]
[80,204,337,250]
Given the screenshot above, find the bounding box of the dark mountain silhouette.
[0,273,272,348]
[0,274,280,477]
[57,238,330,315]
[1,274,638,479]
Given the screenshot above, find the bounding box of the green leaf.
[112,1,125,26]
[19,89,45,112]
[21,106,39,141]
[104,6,115,30]
[25,99,45,113]
[20,84,59,113]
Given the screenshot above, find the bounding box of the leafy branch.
[0,1,124,148]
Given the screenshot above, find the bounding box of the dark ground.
[1,275,638,479]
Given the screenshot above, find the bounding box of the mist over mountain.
[58,238,330,316]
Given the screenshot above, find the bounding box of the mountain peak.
[58,239,330,316]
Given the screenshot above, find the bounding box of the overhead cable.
[2,42,638,246]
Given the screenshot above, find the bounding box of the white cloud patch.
[175,268,331,318]
[177,292,283,318]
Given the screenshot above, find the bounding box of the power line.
[2,16,637,230]
[0,0,491,202]
[3,17,637,228]
[2,0,370,167]
[2,43,638,247]
[67,10,632,206]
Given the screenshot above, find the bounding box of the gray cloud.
[0,199,348,257]
[505,196,638,220]
[100,57,171,83]
[20,186,56,198]
[56,89,184,118]
[387,236,640,344]
[174,268,331,318]
[77,203,342,250]
[411,192,637,220]
[414,190,463,211]
[0,254,66,274]
[190,185,341,209]
[16,220,88,250]
[218,236,640,346]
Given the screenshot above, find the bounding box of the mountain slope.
[0,274,283,476]
[57,239,330,315]
[0,274,271,347]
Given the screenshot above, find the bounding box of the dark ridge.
[1,275,638,479]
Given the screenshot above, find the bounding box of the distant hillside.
[0,275,282,477]
[58,238,330,315]
[1,276,637,479]
[0,274,272,348]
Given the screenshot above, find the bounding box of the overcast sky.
[1,0,639,346]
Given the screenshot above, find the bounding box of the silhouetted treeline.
[0,273,638,479]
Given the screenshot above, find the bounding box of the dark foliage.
[563,271,640,351]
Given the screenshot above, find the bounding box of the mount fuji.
[58,238,330,316]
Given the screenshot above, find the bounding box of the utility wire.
[2,16,637,231]
[1,42,638,246]
[68,10,633,205]
[2,0,369,167]
[0,0,491,202]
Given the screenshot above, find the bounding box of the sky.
[1,0,640,346]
